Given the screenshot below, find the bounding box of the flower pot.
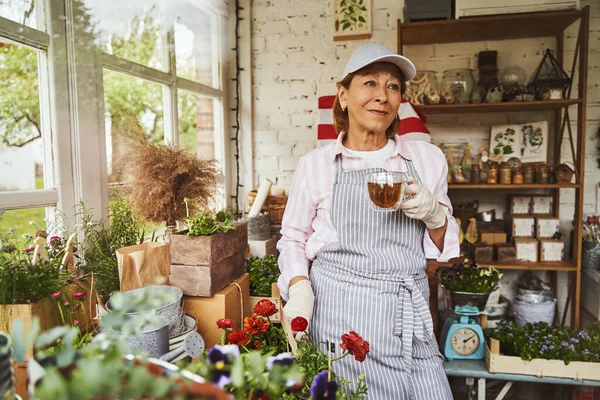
[442,286,490,311]
[124,316,170,358]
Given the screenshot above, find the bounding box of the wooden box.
[536,217,560,239]
[249,283,282,323]
[507,196,531,215]
[540,239,564,262]
[170,222,248,266]
[457,0,579,18]
[169,222,248,297]
[495,243,516,263]
[170,250,246,297]
[247,235,278,257]
[472,243,494,263]
[510,216,535,238]
[531,196,553,215]
[485,337,600,381]
[514,238,538,262]
[480,231,507,245]
[14,361,28,400]
[183,273,250,349]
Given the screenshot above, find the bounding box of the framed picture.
[489,121,548,163]
[333,0,372,41]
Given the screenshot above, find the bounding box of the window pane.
[178,90,216,159]
[103,69,165,184]
[0,207,48,241]
[0,0,45,31]
[84,0,165,71]
[0,39,46,191]
[178,90,225,208]
[175,10,216,88]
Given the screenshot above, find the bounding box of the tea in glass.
[365,171,405,211]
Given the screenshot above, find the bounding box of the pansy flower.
[310,371,337,400]
[206,344,240,388]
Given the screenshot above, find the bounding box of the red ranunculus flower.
[253,299,278,318]
[291,316,308,333]
[340,331,370,362]
[36,230,48,239]
[72,291,86,299]
[72,247,78,253]
[49,236,62,247]
[243,314,270,335]
[216,318,235,329]
[50,291,62,299]
[253,339,262,349]
[227,329,250,346]
[22,247,34,253]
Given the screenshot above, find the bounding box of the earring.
[342,105,346,112]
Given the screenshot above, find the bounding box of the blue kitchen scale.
[440,305,485,360]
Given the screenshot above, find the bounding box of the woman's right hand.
[283,277,315,340]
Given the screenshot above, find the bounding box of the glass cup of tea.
[365,171,405,211]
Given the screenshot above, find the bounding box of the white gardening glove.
[282,279,315,341]
[400,179,447,230]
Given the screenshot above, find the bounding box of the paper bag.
[116,242,170,292]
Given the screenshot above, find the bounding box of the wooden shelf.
[449,183,579,190]
[439,259,577,272]
[398,9,581,45]
[417,99,581,114]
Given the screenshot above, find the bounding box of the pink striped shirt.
[276,133,460,300]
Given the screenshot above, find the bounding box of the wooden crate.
[170,222,248,266]
[485,337,600,381]
[170,250,246,297]
[248,235,278,257]
[169,222,248,297]
[249,283,282,323]
[14,361,28,400]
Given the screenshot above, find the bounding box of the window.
[0,0,230,235]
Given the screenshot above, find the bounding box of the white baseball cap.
[340,43,416,82]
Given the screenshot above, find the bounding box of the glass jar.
[499,162,511,184]
[406,70,439,105]
[523,165,534,184]
[513,171,524,184]
[441,69,475,104]
[488,163,498,184]
[471,165,480,184]
[536,165,549,184]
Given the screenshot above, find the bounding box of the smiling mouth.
[368,110,388,116]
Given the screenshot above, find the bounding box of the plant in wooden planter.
[484,320,600,380]
[438,260,502,311]
[246,254,279,297]
[170,207,248,297]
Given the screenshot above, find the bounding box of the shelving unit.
[398,7,590,328]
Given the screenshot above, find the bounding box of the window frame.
[0,0,231,229]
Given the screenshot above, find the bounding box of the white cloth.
[343,138,396,170]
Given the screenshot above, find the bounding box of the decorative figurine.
[478,146,489,182]
[454,165,467,183]
[486,85,503,103]
[461,144,473,169]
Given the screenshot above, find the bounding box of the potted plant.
[484,320,600,380]
[438,260,502,311]
[169,207,248,297]
[246,255,282,322]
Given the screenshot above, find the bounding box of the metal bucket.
[106,285,185,337]
[0,333,14,398]
[122,316,170,358]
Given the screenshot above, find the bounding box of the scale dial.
[450,327,480,356]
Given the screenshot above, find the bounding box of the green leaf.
[342,22,351,30]
[35,326,72,350]
[231,356,245,387]
[358,16,366,22]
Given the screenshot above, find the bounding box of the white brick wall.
[243,0,600,325]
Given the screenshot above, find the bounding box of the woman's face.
[338,62,403,135]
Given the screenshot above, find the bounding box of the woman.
[277,43,459,399]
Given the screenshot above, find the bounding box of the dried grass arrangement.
[115,110,218,227]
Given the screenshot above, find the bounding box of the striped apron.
[310,156,453,400]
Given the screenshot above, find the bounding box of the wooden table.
[444,359,600,400]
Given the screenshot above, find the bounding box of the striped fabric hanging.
[317,96,430,146]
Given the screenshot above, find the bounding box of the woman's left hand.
[400,180,447,229]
